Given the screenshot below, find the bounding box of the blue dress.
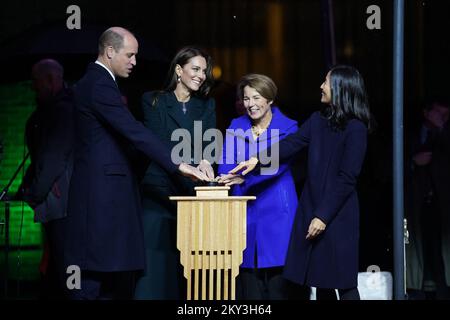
[218,107,299,268]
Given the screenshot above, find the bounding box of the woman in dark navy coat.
[231,65,372,300]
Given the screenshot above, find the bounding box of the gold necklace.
[251,125,263,137]
[174,90,190,103]
[251,114,272,138]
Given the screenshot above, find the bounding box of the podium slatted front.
[170,186,255,300]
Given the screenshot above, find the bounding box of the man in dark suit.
[16,58,74,299]
[406,99,450,299]
[64,27,207,300]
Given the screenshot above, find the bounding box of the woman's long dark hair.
[164,46,214,98]
[321,65,373,132]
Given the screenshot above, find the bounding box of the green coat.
[134,91,216,299]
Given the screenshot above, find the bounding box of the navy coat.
[218,107,299,268]
[65,63,178,272]
[278,112,367,289]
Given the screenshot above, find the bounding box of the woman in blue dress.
[218,73,299,299]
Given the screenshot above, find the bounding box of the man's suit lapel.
[89,63,119,90]
[88,63,131,112]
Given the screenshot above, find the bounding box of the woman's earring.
[177,75,181,83]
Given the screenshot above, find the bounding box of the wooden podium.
[170,186,255,300]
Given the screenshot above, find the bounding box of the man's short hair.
[98,29,125,55]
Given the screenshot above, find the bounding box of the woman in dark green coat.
[134,47,216,299]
